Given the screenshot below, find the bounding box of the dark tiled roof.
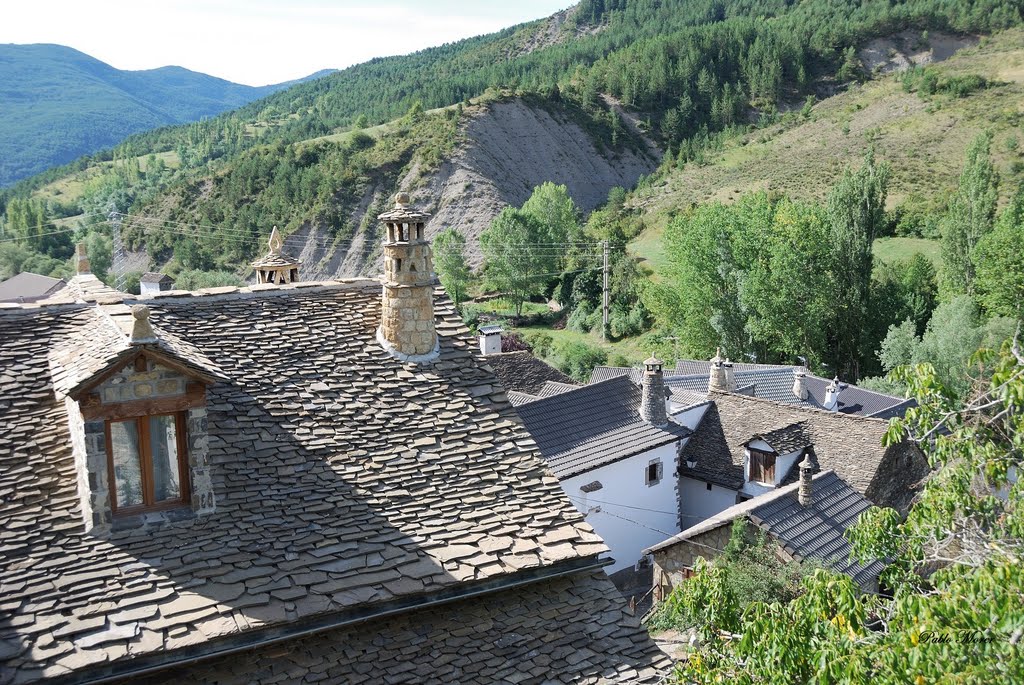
[589,366,640,384]
[0,281,664,683]
[672,360,793,376]
[753,421,813,455]
[506,390,540,406]
[515,376,691,478]
[0,272,66,303]
[678,391,928,510]
[535,380,580,397]
[123,572,670,685]
[140,272,173,284]
[647,472,884,591]
[483,350,577,395]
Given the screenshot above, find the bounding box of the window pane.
[110,420,143,508]
[149,415,182,502]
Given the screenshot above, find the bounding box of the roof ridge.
[135,278,381,303]
[708,389,892,424]
[805,371,909,402]
[520,373,633,409]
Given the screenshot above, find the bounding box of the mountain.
[0,44,333,185]
[2,0,1022,283]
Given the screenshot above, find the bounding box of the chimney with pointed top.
[251,226,301,285]
[798,454,814,506]
[76,243,90,275]
[708,348,728,393]
[640,355,668,426]
[377,193,438,361]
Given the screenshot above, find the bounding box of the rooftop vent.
[251,227,301,285]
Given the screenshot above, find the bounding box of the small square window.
[706,482,712,491]
[645,460,662,486]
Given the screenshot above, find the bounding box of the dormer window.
[107,413,190,514]
[748,448,776,484]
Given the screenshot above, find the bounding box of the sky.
[2,1,574,86]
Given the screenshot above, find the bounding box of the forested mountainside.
[0,0,1021,287]
[0,44,332,186]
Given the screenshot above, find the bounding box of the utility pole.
[109,209,127,292]
[602,240,610,341]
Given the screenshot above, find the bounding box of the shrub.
[552,340,607,381]
[520,330,553,358]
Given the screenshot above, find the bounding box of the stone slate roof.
[752,420,813,455]
[515,376,691,478]
[678,391,928,511]
[482,350,576,396]
[124,571,669,684]
[0,281,666,684]
[32,273,127,305]
[646,471,884,591]
[0,272,66,303]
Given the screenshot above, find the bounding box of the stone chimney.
[823,376,844,412]
[377,193,438,362]
[640,355,668,427]
[723,358,736,392]
[479,325,502,356]
[251,226,301,285]
[798,454,814,506]
[76,242,90,275]
[792,368,808,400]
[708,348,728,393]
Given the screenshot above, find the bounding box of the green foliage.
[171,269,246,291]
[433,228,471,307]
[675,342,1024,684]
[942,132,1000,295]
[902,65,991,99]
[973,183,1024,318]
[550,339,607,381]
[480,208,550,317]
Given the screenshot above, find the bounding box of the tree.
[433,228,471,308]
[974,183,1024,319]
[668,336,1024,684]
[941,132,999,295]
[826,149,891,380]
[480,208,548,317]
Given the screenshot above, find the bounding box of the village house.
[511,358,691,578]
[0,195,670,684]
[645,466,886,599]
[0,272,66,303]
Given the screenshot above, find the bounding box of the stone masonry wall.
[651,525,733,600]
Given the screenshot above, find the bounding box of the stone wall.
[651,524,735,600]
[99,361,188,402]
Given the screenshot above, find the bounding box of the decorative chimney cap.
[643,355,663,370]
[129,304,158,345]
[378,193,430,223]
[251,226,301,269]
[75,242,91,275]
[711,347,724,365]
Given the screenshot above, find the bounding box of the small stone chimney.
[251,227,301,285]
[76,242,90,275]
[792,368,808,400]
[479,325,502,356]
[823,376,844,412]
[377,193,438,361]
[798,454,814,506]
[640,355,668,427]
[708,348,728,393]
[723,359,736,392]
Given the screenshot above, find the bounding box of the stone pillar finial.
[129,304,158,345]
[76,242,91,275]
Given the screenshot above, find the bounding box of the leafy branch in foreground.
[669,332,1024,684]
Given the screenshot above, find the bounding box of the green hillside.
[0,44,331,185]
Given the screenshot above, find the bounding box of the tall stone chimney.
[640,355,668,427]
[792,368,808,400]
[76,243,90,275]
[377,193,438,362]
[723,358,736,392]
[708,348,728,393]
[798,454,814,507]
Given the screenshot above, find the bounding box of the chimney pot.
[708,348,729,393]
[823,376,844,411]
[479,325,502,355]
[129,304,158,345]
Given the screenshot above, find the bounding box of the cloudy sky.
[3,1,573,86]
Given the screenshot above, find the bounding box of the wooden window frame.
[105,411,190,515]
[748,448,776,484]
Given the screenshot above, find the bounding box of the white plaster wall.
[561,442,681,573]
[678,476,738,529]
[670,403,709,430]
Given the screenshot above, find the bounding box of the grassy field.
[873,236,941,265]
[627,28,1024,276]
